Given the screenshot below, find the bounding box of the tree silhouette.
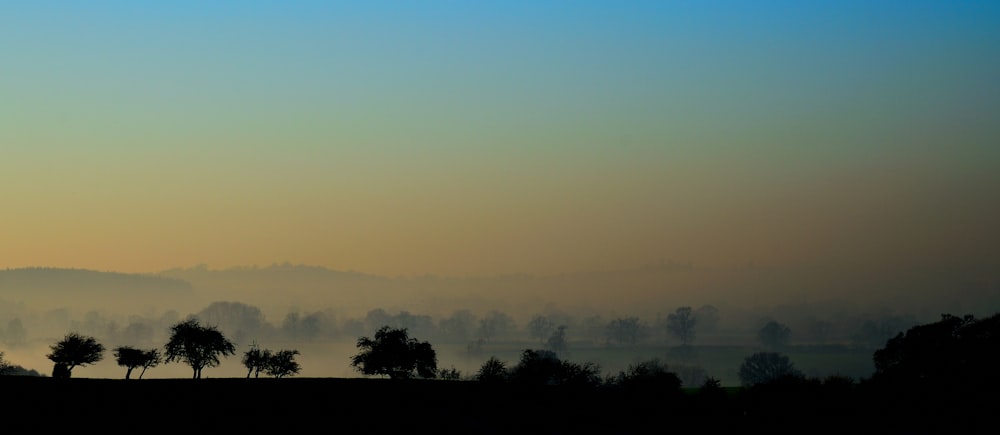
[46,332,104,378]
[265,349,301,378]
[476,356,508,383]
[350,326,437,379]
[164,318,236,379]
[873,312,1000,388]
[508,349,602,388]
[242,344,272,378]
[738,352,802,386]
[113,346,162,379]
[611,358,682,399]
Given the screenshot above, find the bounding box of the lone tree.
[46,332,105,378]
[113,346,162,379]
[528,315,556,344]
[350,326,437,379]
[164,318,236,379]
[475,356,508,383]
[758,320,792,349]
[606,317,648,346]
[666,306,697,346]
[265,349,301,378]
[738,352,803,386]
[545,325,568,355]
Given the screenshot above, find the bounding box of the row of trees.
[43,318,300,379]
[345,325,801,389]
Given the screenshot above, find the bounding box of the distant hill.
[0,267,195,313]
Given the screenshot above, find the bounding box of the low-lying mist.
[2,263,997,384]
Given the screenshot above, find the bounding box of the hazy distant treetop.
[757,320,791,349]
[666,307,697,346]
[606,317,648,346]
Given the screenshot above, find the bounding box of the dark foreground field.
[1,376,995,434]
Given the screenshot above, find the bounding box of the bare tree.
[666,307,697,346]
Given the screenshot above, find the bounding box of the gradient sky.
[2,1,998,277]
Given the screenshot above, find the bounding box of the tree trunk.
[125,367,133,380]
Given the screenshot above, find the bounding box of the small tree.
[476,356,508,383]
[738,352,802,386]
[666,306,697,346]
[605,317,648,346]
[350,326,437,379]
[164,318,236,379]
[476,310,514,343]
[265,349,301,378]
[242,344,273,378]
[113,346,162,379]
[46,332,105,378]
[545,325,568,355]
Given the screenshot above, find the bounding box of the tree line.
[41,318,301,379]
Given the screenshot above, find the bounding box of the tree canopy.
[873,312,1000,388]
[164,318,236,379]
[350,326,437,379]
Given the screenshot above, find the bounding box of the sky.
[2,1,998,278]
